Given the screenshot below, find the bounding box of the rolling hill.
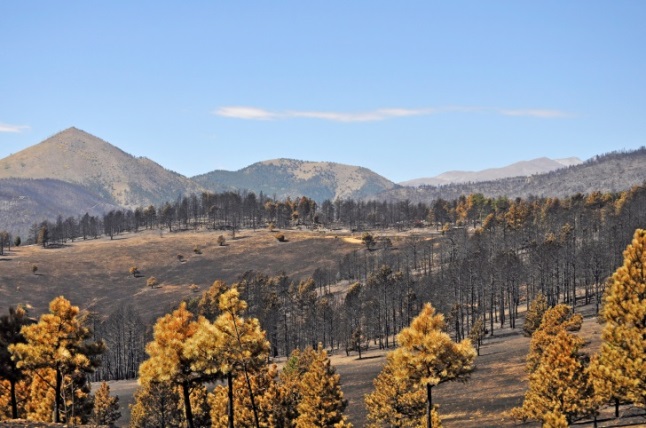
[192,158,399,202]
[0,127,204,208]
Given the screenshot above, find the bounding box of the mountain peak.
[0,128,203,207]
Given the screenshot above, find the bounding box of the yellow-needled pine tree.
[90,381,120,427]
[273,347,318,426]
[208,364,280,428]
[590,228,646,412]
[0,377,30,420]
[364,352,429,428]
[511,326,595,426]
[129,380,183,428]
[9,296,104,423]
[525,303,582,373]
[198,280,229,321]
[138,302,205,428]
[294,344,352,428]
[186,287,269,428]
[523,293,548,337]
[392,302,475,428]
[0,305,33,419]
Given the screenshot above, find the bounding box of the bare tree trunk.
[228,372,234,428]
[10,379,17,419]
[54,367,62,423]
[182,381,194,428]
[426,383,433,428]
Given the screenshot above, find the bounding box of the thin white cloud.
[215,106,277,120]
[499,109,572,118]
[213,106,572,122]
[288,108,432,122]
[0,123,30,133]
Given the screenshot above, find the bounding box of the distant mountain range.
[400,157,582,187]
[1,127,645,238]
[380,149,646,203]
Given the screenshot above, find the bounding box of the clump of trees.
[131,285,353,428]
[512,228,646,426]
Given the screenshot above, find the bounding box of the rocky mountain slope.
[0,127,204,208]
[401,157,582,187]
[193,158,398,202]
[380,148,646,203]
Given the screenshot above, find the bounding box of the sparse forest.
[2,179,646,426]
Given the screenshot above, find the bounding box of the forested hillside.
[383,148,646,202]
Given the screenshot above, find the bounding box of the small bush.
[31,265,38,274]
[177,254,184,262]
[129,266,139,277]
[275,233,286,242]
[189,284,200,293]
[193,245,202,254]
[147,277,158,288]
[217,235,226,246]
[14,236,21,247]
[361,232,375,250]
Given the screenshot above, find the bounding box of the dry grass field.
[0,227,359,321]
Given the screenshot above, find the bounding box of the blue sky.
[1,1,645,183]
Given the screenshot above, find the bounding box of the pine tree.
[522,293,548,337]
[208,364,280,428]
[130,380,183,428]
[0,305,33,419]
[0,377,30,420]
[392,303,475,428]
[525,303,582,373]
[294,344,352,428]
[90,381,120,427]
[364,353,427,428]
[24,368,57,421]
[138,302,205,428]
[186,287,269,428]
[9,296,104,423]
[197,280,229,321]
[467,317,486,356]
[590,228,646,410]
[511,327,595,426]
[274,347,318,426]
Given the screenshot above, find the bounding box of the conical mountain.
[193,158,398,202]
[0,127,204,207]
